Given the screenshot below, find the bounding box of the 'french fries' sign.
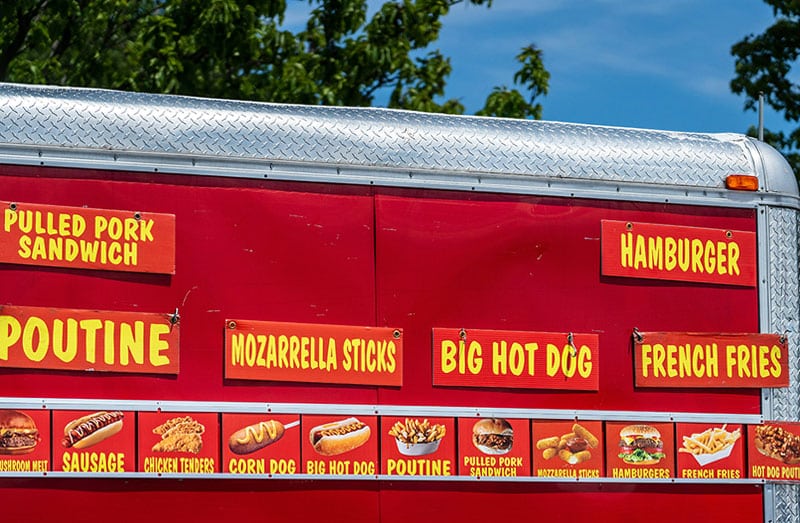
[633,332,787,388]
[433,328,599,390]
[601,220,756,286]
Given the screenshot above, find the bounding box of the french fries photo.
[678,425,741,465]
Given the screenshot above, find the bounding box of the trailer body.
[0,84,797,522]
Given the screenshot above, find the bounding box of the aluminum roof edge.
[0,82,797,208]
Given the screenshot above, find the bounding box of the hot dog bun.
[63,411,124,449]
[228,420,285,455]
[309,417,370,456]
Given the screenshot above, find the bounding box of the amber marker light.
[725,174,759,191]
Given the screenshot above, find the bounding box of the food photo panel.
[381,416,455,477]
[605,421,675,479]
[53,409,135,473]
[301,414,378,476]
[458,417,530,477]
[676,422,744,479]
[138,411,220,474]
[222,413,301,475]
[0,409,51,473]
[532,420,603,478]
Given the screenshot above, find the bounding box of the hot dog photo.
[302,415,378,476]
[222,413,300,475]
[53,409,134,473]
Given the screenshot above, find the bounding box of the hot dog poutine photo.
[748,421,800,481]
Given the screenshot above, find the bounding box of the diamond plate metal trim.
[0,84,757,188]
[763,206,800,523]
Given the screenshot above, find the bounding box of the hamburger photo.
[618,424,665,465]
[472,418,514,455]
[0,410,41,455]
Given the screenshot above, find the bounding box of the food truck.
[0,83,798,522]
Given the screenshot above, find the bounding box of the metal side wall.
[762,205,800,523]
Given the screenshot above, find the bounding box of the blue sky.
[286,1,785,135]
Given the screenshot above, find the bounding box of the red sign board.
[601,220,756,286]
[457,417,531,477]
[138,412,220,474]
[53,409,135,473]
[0,305,180,375]
[0,201,175,274]
[221,413,300,475]
[633,332,787,388]
[748,422,800,481]
[224,319,402,386]
[676,422,745,479]
[433,328,599,390]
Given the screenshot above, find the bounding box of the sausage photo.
[229,420,290,455]
[62,411,124,449]
[309,417,370,456]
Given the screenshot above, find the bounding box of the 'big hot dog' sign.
[433,328,599,390]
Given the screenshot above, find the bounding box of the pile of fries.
[388,418,446,446]
[679,425,741,456]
